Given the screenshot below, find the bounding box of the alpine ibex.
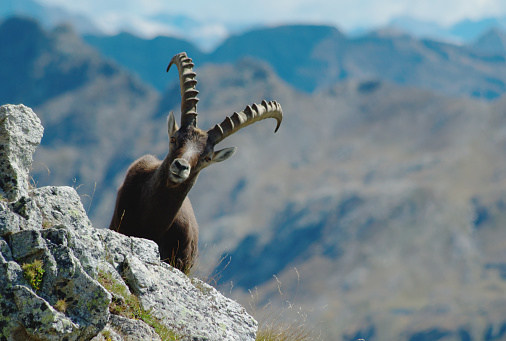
[109,52,283,272]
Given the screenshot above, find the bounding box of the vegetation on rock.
[97,270,182,340]
[21,259,44,291]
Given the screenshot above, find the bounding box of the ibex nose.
[169,158,191,184]
[174,159,189,171]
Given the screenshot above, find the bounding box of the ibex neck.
[145,158,198,236]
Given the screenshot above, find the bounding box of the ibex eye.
[205,156,212,162]
[170,137,176,143]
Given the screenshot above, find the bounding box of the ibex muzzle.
[169,158,190,183]
[110,52,283,271]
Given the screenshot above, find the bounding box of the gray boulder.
[0,104,44,202]
[0,104,257,341]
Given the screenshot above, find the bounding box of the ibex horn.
[167,52,199,128]
[207,100,283,146]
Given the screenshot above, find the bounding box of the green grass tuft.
[22,259,45,291]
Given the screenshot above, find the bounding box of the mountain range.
[3,15,506,340]
[386,15,506,42]
[3,0,506,52]
[82,24,506,99]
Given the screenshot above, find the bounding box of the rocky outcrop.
[0,104,257,341]
[0,104,44,202]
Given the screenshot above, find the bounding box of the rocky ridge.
[0,103,257,340]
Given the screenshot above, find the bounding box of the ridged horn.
[167,52,199,128]
[207,100,283,146]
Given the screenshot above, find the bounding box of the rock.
[8,229,46,260]
[1,223,112,340]
[0,103,258,340]
[107,315,162,341]
[0,104,43,202]
[12,285,79,340]
[31,185,104,276]
[0,202,22,237]
[123,255,257,340]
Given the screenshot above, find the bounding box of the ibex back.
[109,52,283,272]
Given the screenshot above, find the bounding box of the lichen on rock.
[0,104,257,341]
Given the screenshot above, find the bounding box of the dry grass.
[256,313,315,341]
[190,250,320,341]
[188,251,232,287]
[252,295,319,341]
[54,298,68,313]
[245,268,321,341]
[187,251,318,340]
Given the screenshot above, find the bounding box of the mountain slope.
[472,27,506,55]
[200,78,506,340]
[0,17,97,107]
[209,24,346,92]
[342,31,506,99]
[0,0,100,34]
[83,33,204,91]
[0,17,159,226]
[0,17,158,146]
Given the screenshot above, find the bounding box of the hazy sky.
[37,0,506,31]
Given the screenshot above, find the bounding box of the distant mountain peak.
[367,27,412,39]
[246,23,345,38]
[385,14,506,43]
[472,27,506,54]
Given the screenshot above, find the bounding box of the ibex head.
[165,52,283,186]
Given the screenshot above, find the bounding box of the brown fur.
[109,153,200,271]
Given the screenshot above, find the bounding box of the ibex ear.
[167,111,178,137]
[212,147,237,163]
